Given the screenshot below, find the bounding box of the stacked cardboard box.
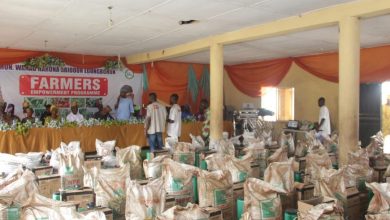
[84,155,103,170]
[296,183,314,201]
[60,187,95,211]
[37,174,61,198]
[343,187,361,220]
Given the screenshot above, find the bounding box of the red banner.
[19,75,108,96]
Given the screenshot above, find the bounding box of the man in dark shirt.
[93,105,114,120]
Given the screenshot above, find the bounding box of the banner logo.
[19,75,108,96]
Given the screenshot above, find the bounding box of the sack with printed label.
[298,201,344,220]
[366,182,390,214]
[50,141,81,170]
[0,169,38,205]
[59,150,84,190]
[0,153,31,175]
[162,159,199,206]
[213,139,235,156]
[312,165,346,200]
[205,153,252,183]
[190,134,205,149]
[244,178,286,220]
[14,152,43,169]
[20,193,107,220]
[172,142,196,165]
[344,148,373,188]
[84,164,130,217]
[267,146,288,164]
[198,170,233,220]
[366,213,390,220]
[165,137,179,153]
[0,167,24,190]
[116,145,143,180]
[157,203,210,220]
[125,178,165,220]
[96,139,117,168]
[143,155,170,179]
[366,131,383,158]
[280,133,295,156]
[264,158,295,193]
[305,149,332,183]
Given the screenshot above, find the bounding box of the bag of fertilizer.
[96,139,117,168]
[205,153,252,183]
[143,155,170,179]
[198,170,233,220]
[59,150,84,190]
[366,213,390,220]
[295,140,308,157]
[298,201,344,220]
[157,203,210,220]
[262,130,274,147]
[267,146,288,164]
[366,131,383,158]
[190,134,205,149]
[165,137,179,153]
[50,141,81,170]
[0,167,24,190]
[116,145,143,180]
[21,193,107,220]
[125,178,165,220]
[162,159,199,206]
[14,152,43,169]
[244,178,286,220]
[312,165,346,200]
[366,182,390,214]
[0,169,38,204]
[344,148,373,188]
[0,153,31,175]
[84,164,130,217]
[172,142,196,165]
[212,139,235,156]
[305,149,332,183]
[264,158,295,193]
[280,133,295,156]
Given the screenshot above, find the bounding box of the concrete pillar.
[210,43,224,141]
[338,16,360,165]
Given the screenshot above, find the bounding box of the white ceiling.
[1,0,390,64]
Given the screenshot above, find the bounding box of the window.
[261,87,294,121]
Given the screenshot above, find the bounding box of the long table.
[0,121,233,154]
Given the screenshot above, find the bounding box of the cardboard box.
[153,149,170,158]
[32,165,53,177]
[233,182,244,220]
[80,207,113,220]
[165,196,176,211]
[203,207,223,220]
[280,191,298,214]
[61,187,95,211]
[373,165,387,183]
[298,196,342,220]
[250,162,260,179]
[296,156,306,172]
[84,155,103,170]
[343,187,361,220]
[296,183,314,201]
[37,174,61,198]
[328,153,337,165]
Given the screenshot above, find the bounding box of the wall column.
[210,43,224,142]
[338,16,360,165]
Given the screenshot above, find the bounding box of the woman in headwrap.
[44,105,60,125]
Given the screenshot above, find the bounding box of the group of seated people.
[0,98,209,126]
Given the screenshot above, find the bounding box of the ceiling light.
[178,20,198,25]
[108,6,114,27]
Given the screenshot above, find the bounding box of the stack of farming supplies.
[343,148,373,190]
[95,139,118,168]
[365,182,390,219]
[144,155,171,179]
[310,164,346,200]
[84,164,130,219]
[241,178,286,220]
[162,159,199,207]
[171,142,197,166]
[125,178,166,219]
[116,145,143,180]
[305,147,332,184]
[198,170,234,220]
[157,203,223,220]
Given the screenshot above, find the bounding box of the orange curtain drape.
[295,45,390,83]
[225,58,293,97]
[0,48,142,73]
[144,61,206,112]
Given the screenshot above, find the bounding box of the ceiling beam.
[126,0,390,64]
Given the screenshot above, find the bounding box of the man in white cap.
[66,102,84,123]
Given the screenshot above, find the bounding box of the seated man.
[66,102,84,123]
[93,104,114,120]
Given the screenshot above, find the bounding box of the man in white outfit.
[167,94,182,138]
[317,97,331,138]
[144,93,167,152]
[66,102,84,123]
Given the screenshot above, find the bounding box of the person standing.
[66,102,84,123]
[144,93,167,152]
[115,85,134,120]
[167,94,182,138]
[317,97,331,137]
